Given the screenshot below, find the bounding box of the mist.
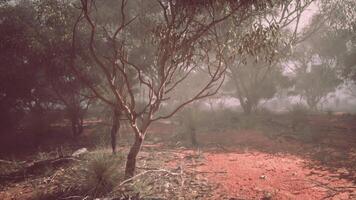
[0,0,355,199]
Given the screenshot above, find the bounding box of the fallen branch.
[0,156,80,182]
[118,169,180,187]
[308,179,355,200]
[0,159,26,165]
[25,156,80,173]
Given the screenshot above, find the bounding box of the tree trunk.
[71,117,83,138]
[71,117,79,137]
[190,128,198,147]
[124,134,144,179]
[236,94,252,115]
[78,117,84,135]
[240,100,252,115]
[111,109,121,154]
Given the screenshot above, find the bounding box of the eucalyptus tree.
[72,0,312,178]
[291,39,342,110]
[294,60,341,110]
[0,1,59,137]
[312,0,356,97]
[218,0,315,114]
[0,0,98,142]
[288,0,355,110]
[33,0,97,137]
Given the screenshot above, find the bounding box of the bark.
[71,116,84,137]
[71,118,78,137]
[240,99,252,115]
[78,117,84,134]
[111,108,121,154]
[190,128,198,147]
[124,134,144,179]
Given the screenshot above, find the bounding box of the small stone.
[262,192,273,200]
[259,175,267,180]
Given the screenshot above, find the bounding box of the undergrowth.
[32,151,124,200]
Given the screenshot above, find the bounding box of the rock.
[72,148,88,157]
[262,192,273,200]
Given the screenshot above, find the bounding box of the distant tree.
[314,0,356,81]
[291,42,342,110]
[0,0,95,142]
[0,1,56,136]
[32,0,97,138]
[219,0,314,114]
[294,62,341,110]
[224,60,291,114]
[288,0,356,110]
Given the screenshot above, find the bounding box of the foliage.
[0,0,95,140]
[72,0,301,178]
[58,152,124,198]
[294,62,341,110]
[218,0,313,114]
[225,61,292,114]
[311,0,356,81]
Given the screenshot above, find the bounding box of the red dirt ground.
[1,117,355,200]
[160,122,356,200]
[166,148,355,200]
[197,152,354,199]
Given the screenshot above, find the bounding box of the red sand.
[197,152,354,199]
[166,149,355,199]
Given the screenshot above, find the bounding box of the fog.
[0,0,355,199]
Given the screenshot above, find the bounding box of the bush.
[58,152,124,198]
[174,108,200,146]
[81,152,123,196]
[287,103,310,131]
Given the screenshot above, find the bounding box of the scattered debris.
[72,148,89,157]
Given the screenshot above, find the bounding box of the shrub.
[175,108,200,146]
[58,152,124,198]
[287,103,310,131]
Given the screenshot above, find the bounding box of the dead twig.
[113,169,181,191]
[308,179,355,200]
[0,159,26,165]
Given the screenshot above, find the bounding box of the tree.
[0,0,97,147]
[30,0,97,138]
[311,0,356,98]
[218,0,314,114]
[291,42,342,110]
[225,59,291,114]
[30,0,88,137]
[0,1,58,137]
[73,0,310,178]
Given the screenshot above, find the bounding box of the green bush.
[58,152,124,198]
[81,152,123,197]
